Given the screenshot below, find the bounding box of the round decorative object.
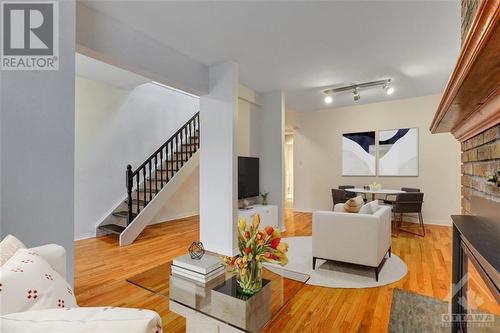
[189,242,205,260]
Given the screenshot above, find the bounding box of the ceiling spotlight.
[324,95,333,104]
[353,88,360,101]
[383,80,394,95]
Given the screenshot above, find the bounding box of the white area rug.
[265,236,407,288]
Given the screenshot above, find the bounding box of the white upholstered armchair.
[312,203,392,281]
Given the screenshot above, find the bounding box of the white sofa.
[0,243,162,333]
[312,203,392,281]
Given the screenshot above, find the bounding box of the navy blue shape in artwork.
[343,131,375,153]
[379,129,410,145]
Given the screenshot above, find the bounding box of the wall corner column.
[199,62,239,256]
[258,91,285,230]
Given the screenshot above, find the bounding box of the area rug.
[389,289,499,333]
[264,236,407,288]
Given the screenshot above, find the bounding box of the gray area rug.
[389,289,499,333]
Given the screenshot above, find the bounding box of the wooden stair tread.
[99,224,125,235]
[112,211,137,219]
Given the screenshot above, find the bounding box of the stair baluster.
[126,165,133,224]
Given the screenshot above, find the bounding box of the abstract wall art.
[378,128,419,176]
[342,131,376,176]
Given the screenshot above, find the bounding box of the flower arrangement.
[485,170,500,187]
[222,214,288,295]
[368,182,382,191]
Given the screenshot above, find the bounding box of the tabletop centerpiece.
[368,182,382,191]
[222,214,288,295]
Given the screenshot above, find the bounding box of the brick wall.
[461,124,500,214]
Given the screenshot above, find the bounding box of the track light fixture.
[383,80,394,95]
[322,78,394,104]
[353,88,360,101]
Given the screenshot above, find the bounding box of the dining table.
[345,188,405,201]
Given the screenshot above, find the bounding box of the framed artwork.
[342,131,376,176]
[378,128,418,176]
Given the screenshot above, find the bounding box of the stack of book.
[171,254,225,284]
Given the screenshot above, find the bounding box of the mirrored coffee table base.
[127,261,310,332]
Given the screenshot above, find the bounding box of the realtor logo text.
[1,1,59,70]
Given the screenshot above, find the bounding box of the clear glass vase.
[236,260,262,295]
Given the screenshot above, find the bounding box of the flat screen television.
[238,156,259,199]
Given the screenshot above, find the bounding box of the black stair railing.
[125,112,200,224]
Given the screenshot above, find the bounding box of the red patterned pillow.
[0,248,77,315]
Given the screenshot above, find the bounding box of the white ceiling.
[82,1,460,111]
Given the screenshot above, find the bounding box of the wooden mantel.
[430,0,500,142]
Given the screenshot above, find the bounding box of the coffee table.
[127,262,310,332]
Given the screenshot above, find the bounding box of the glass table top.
[127,261,310,332]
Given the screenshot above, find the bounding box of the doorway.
[285,133,294,208]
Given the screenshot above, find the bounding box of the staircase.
[98,112,200,245]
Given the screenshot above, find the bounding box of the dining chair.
[401,187,420,193]
[331,189,349,209]
[383,187,420,205]
[392,192,425,236]
[338,185,357,199]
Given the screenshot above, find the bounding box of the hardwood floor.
[75,211,499,332]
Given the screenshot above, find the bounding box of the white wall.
[237,98,260,157]
[285,106,301,132]
[0,0,76,283]
[237,89,286,231]
[294,94,461,225]
[152,166,199,223]
[75,76,199,239]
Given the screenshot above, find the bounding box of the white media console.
[238,204,278,227]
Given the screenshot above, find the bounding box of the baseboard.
[150,210,199,225]
[293,207,314,213]
[74,231,96,241]
[403,217,452,226]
